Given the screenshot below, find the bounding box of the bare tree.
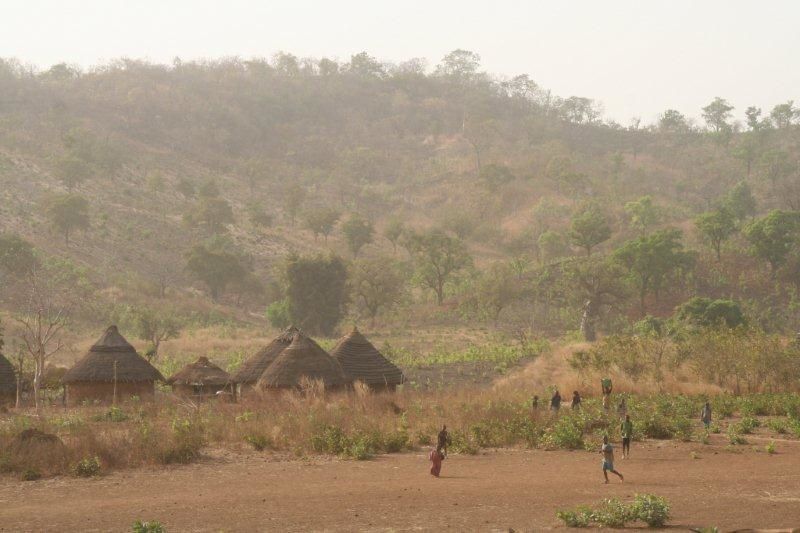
[14,265,73,410]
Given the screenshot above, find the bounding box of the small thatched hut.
[167,356,231,398]
[0,352,16,405]
[231,325,298,392]
[330,327,405,391]
[62,326,164,406]
[257,332,349,390]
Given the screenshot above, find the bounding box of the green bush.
[766,418,787,434]
[592,498,633,528]
[244,434,271,451]
[132,520,165,533]
[21,468,41,481]
[541,415,584,450]
[735,416,759,434]
[727,425,746,445]
[632,493,670,527]
[556,506,592,527]
[71,456,101,477]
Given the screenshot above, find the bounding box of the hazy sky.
[2,0,798,125]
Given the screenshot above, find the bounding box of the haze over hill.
[1,47,799,348]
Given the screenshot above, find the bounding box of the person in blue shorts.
[600,435,624,484]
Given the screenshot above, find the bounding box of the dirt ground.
[2,435,800,532]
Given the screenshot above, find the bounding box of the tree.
[624,196,661,237]
[614,228,694,316]
[246,202,274,229]
[743,210,800,275]
[13,259,86,409]
[675,297,745,329]
[569,202,612,256]
[350,255,406,325]
[341,214,374,257]
[383,218,405,254]
[303,208,340,242]
[45,193,90,245]
[126,306,181,360]
[55,154,90,191]
[284,253,348,335]
[745,106,764,131]
[478,163,515,191]
[461,262,522,326]
[185,196,234,234]
[658,109,690,134]
[348,52,385,78]
[723,181,757,222]
[770,100,798,129]
[701,97,734,134]
[538,230,569,263]
[284,183,306,226]
[562,257,628,341]
[435,49,481,81]
[695,207,736,261]
[0,233,35,278]
[407,230,472,304]
[184,236,247,301]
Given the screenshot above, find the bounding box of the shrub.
[556,506,593,527]
[632,493,671,527]
[449,430,479,455]
[160,418,205,464]
[727,426,746,445]
[132,520,166,533]
[310,425,348,455]
[592,498,633,528]
[765,441,776,454]
[71,456,101,477]
[21,468,41,481]
[766,418,787,434]
[244,434,271,452]
[736,416,759,434]
[541,416,584,450]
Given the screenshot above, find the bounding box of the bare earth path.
[2,437,800,532]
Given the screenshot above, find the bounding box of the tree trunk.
[580,299,598,342]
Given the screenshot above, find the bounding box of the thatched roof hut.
[232,325,298,386]
[330,327,405,390]
[257,332,349,390]
[0,352,16,404]
[62,326,164,405]
[167,356,230,397]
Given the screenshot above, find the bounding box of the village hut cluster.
[1,324,405,407]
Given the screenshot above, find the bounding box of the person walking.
[430,425,451,478]
[571,391,582,411]
[621,415,633,459]
[701,401,712,430]
[600,435,624,484]
[550,389,562,412]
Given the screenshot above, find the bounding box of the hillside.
[1,51,800,342]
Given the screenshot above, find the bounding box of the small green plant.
[727,424,746,445]
[690,451,699,459]
[766,418,787,434]
[631,493,670,527]
[556,506,592,527]
[244,434,271,451]
[765,441,776,454]
[71,456,101,477]
[592,498,632,528]
[21,468,41,481]
[132,520,165,533]
[736,416,759,434]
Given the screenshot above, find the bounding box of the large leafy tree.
[695,207,737,261]
[284,253,348,336]
[341,214,374,257]
[614,228,694,316]
[569,202,612,256]
[407,230,472,305]
[701,97,734,134]
[743,210,800,275]
[184,236,248,301]
[303,208,340,242]
[45,193,90,245]
[350,255,406,325]
[624,196,661,237]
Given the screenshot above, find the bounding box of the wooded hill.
[1,50,799,339]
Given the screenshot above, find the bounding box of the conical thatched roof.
[232,325,299,385]
[330,327,404,387]
[0,352,15,395]
[257,332,349,389]
[62,326,164,383]
[167,356,230,386]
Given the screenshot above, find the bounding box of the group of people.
[428,379,715,483]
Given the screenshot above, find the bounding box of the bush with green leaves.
[631,493,671,527]
[555,506,593,528]
[244,433,271,451]
[71,456,101,477]
[132,520,165,533]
